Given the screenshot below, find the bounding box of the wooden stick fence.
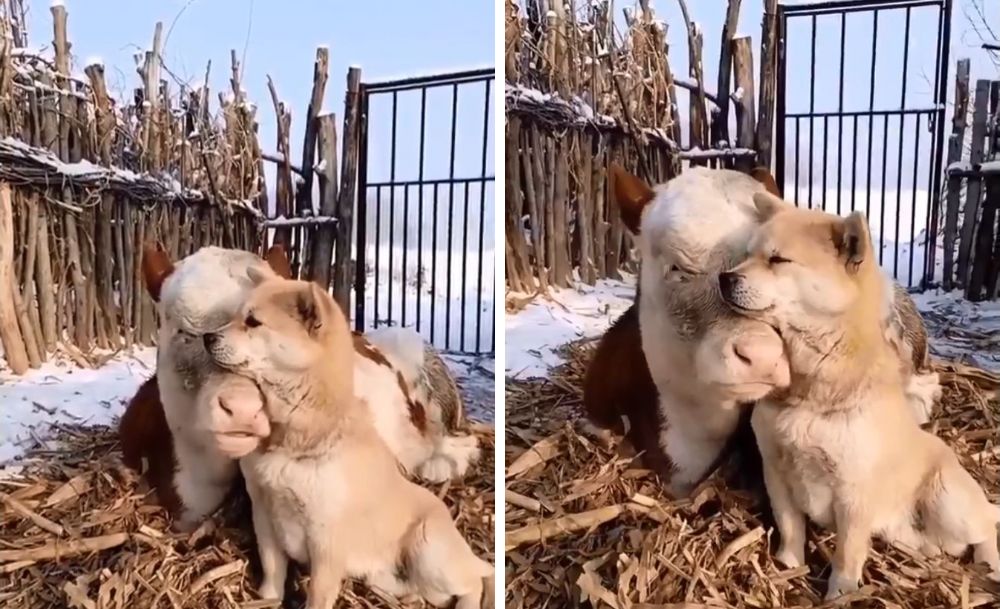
[504,0,778,291]
[941,60,1000,301]
[0,1,360,374]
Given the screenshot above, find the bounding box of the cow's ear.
[610,163,655,234]
[264,244,292,279]
[142,243,174,302]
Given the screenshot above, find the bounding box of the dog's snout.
[719,272,738,297]
[203,333,219,350]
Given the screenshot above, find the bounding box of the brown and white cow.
[119,244,478,530]
[583,165,939,497]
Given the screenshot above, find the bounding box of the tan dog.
[203,275,493,609]
[719,193,1000,599]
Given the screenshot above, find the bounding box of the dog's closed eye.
[768,255,791,265]
[245,313,262,328]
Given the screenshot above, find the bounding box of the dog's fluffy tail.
[418,434,481,482]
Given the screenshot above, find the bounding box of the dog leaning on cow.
[119,243,479,532]
[580,164,1000,598]
[583,164,940,497]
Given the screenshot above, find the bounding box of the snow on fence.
[941,59,1000,301]
[503,0,779,292]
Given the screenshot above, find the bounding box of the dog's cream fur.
[720,194,1000,598]
[151,246,477,529]
[614,166,940,495]
[205,276,492,609]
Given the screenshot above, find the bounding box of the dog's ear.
[749,167,780,196]
[142,242,174,302]
[752,191,794,222]
[610,163,655,234]
[294,282,332,335]
[263,244,293,279]
[832,212,871,274]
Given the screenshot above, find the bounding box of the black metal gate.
[353,68,495,355]
[775,0,951,289]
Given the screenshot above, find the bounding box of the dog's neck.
[262,358,360,457]
[777,264,900,411]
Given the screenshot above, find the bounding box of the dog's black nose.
[719,272,738,297]
[203,333,219,350]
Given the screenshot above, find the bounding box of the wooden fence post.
[732,36,756,172]
[0,183,29,374]
[757,0,779,169]
[333,66,362,313]
[957,79,991,290]
[942,59,970,291]
[309,113,338,291]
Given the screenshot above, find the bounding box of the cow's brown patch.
[118,375,183,516]
[396,371,427,433]
[582,303,675,480]
[352,332,428,434]
[352,332,392,368]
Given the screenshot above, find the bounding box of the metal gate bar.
[774,0,951,289]
[354,68,495,355]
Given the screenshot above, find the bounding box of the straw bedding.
[0,424,495,608]
[505,341,1000,609]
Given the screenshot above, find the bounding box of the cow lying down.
[584,165,940,497]
[119,244,479,530]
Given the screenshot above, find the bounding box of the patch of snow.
[84,56,104,69]
[442,354,494,422]
[50,0,65,8]
[505,277,635,379]
[0,348,156,468]
[732,86,745,102]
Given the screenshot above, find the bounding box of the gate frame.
[774,0,952,290]
[353,67,496,355]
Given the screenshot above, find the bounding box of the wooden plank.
[942,59,970,291]
[957,79,992,288]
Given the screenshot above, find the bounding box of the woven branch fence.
[504,0,779,291]
[0,1,359,375]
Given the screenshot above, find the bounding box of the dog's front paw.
[774,545,804,569]
[258,578,285,601]
[824,570,859,600]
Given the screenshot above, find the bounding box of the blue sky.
[23,0,495,206]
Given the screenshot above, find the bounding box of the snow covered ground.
[505,277,634,379]
[0,341,494,470]
[505,278,1000,381]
